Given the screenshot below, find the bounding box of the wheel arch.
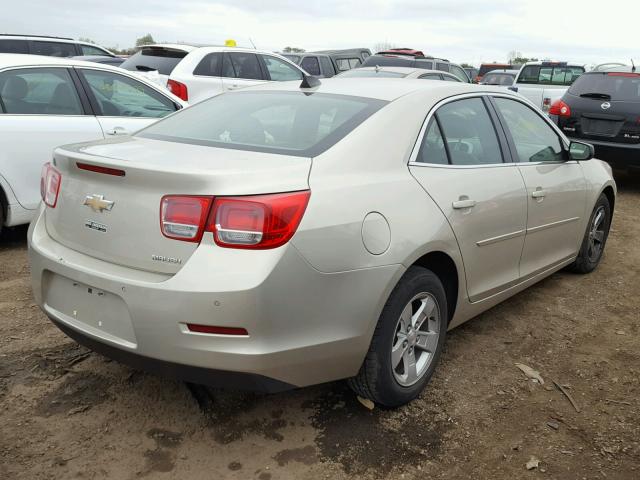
[601,185,615,214]
[0,183,7,226]
[411,251,459,324]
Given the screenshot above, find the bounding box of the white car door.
[0,66,103,210]
[182,51,224,104]
[409,96,528,302]
[221,52,266,92]
[491,96,586,278]
[76,68,181,137]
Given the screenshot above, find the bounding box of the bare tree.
[374,41,396,52]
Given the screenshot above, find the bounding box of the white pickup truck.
[509,61,586,112]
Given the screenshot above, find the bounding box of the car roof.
[597,65,639,73]
[240,76,514,102]
[523,61,584,67]
[344,66,434,75]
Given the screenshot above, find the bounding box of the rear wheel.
[0,196,5,237]
[568,193,611,274]
[348,266,447,407]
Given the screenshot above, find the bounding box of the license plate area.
[43,271,137,348]
[581,118,622,137]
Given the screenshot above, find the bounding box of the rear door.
[491,95,586,278]
[0,66,102,209]
[187,52,224,103]
[221,52,266,91]
[409,96,528,302]
[76,67,180,136]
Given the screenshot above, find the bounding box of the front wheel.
[568,193,611,274]
[348,266,448,407]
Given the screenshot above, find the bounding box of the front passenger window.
[493,98,564,162]
[261,55,302,81]
[79,69,176,118]
[436,98,503,165]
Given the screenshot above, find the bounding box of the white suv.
[167,47,307,103]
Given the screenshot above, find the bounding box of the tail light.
[40,162,62,208]
[549,99,571,117]
[167,79,188,101]
[159,191,310,249]
[160,196,212,242]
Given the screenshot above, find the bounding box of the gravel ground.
[1,173,638,480]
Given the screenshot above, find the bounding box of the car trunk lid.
[45,136,311,274]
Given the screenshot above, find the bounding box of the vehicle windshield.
[569,73,640,101]
[120,47,187,75]
[138,91,387,157]
[338,69,407,78]
[482,73,515,85]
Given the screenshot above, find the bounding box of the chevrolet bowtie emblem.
[83,194,114,213]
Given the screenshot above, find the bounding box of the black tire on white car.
[567,193,612,274]
[348,266,448,407]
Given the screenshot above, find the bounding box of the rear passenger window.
[416,119,448,164]
[226,52,263,80]
[418,73,442,80]
[30,41,77,57]
[301,56,321,76]
[493,98,564,162]
[320,57,335,77]
[0,68,83,115]
[436,63,449,72]
[0,39,29,54]
[194,52,223,76]
[81,44,109,56]
[436,98,503,165]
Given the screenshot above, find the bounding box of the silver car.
[29,78,616,407]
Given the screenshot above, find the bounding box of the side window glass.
[449,65,468,82]
[335,58,352,72]
[436,98,503,165]
[261,55,302,81]
[194,52,223,77]
[416,119,448,164]
[0,68,83,115]
[300,56,321,76]
[221,53,235,78]
[443,74,461,82]
[419,74,443,80]
[519,65,540,84]
[319,57,335,77]
[436,62,449,72]
[0,39,29,54]
[493,98,564,163]
[80,69,176,118]
[81,44,109,56]
[30,41,77,57]
[228,53,263,80]
[349,58,361,69]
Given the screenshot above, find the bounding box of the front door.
[409,97,528,302]
[77,68,180,137]
[491,96,586,278]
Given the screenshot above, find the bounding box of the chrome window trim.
[408,91,573,168]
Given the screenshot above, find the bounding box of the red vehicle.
[377,48,425,58]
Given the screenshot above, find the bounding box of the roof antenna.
[631,58,636,72]
[249,37,257,49]
[300,73,321,89]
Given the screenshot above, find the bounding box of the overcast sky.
[3,0,638,66]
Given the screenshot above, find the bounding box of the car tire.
[0,196,5,237]
[567,193,611,274]
[348,266,448,407]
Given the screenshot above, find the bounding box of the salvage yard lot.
[1,175,638,480]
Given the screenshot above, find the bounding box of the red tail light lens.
[549,99,571,117]
[167,79,188,101]
[40,162,62,208]
[76,162,125,177]
[209,191,310,249]
[186,323,248,336]
[160,196,212,242]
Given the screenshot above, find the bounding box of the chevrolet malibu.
[29,78,616,407]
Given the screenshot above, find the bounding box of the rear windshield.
[338,69,407,78]
[138,91,387,157]
[479,64,511,76]
[120,47,187,75]
[482,73,516,85]
[569,73,640,101]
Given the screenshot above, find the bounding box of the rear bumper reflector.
[186,323,249,336]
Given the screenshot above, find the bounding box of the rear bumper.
[28,205,402,389]
[568,137,640,168]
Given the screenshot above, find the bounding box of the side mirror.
[568,141,594,161]
[508,86,518,92]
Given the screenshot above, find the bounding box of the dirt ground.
[1,174,638,480]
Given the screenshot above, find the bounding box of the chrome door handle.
[531,189,546,199]
[452,199,477,209]
[106,127,128,136]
